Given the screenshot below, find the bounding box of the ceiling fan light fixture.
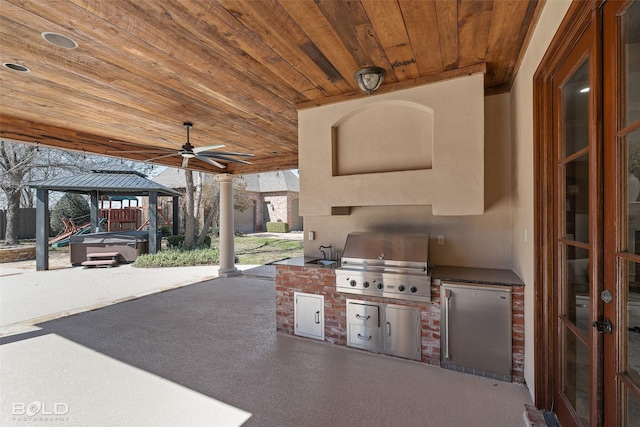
[354,66,385,95]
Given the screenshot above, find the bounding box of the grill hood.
[340,232,430,270]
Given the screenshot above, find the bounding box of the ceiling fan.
[108,122,254,169]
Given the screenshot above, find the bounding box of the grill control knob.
[398,285,405,292]
[350,280,357,287]
[377,282,384,290]
[410,286,418,293]
[363,281,370,288]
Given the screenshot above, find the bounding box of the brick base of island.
[275,263,525,383]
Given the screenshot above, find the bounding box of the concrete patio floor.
[1,264,533,426]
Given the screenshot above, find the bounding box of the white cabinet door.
[294,292,324,340]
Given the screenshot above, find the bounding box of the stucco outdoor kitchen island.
[275,259,525,383]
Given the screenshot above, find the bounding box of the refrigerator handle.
[443,289,451,360]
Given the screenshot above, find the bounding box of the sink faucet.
[319,244,334,260]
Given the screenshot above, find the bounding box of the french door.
[603,1,640,425]
[536,1,640,426]
[551,9,601,426]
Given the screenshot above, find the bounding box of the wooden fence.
[0,208,54,240]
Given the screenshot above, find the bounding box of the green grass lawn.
[132,235,303,268]
[230,236,304,265]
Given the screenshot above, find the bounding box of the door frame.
[533,0,603,414]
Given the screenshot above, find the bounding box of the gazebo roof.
[29,167,181,197]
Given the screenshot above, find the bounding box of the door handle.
[592,318,612,334]
[444,289,451,360]
[314,311,320,324]
[386,322,391,337]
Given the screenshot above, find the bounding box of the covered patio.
[0,269,534,426]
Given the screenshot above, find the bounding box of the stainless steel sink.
[307,259,338,267]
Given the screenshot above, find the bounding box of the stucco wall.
[299,73,485,216]
[302,92,512,270]
[510,0,572,397]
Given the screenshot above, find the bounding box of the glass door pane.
[562,324,591,426]
[624,3,640,126]
[607,1,640,425]
[557,55,592,425]
[625,260,640,384]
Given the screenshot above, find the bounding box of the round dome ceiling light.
[2,62,30,73]
[41,32,78,49]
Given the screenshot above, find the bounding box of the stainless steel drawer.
[347,324,381,350]
[347,301,380,327]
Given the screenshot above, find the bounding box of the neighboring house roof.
[240,170,299,193]
[28,168,181,197]
[152,168,215,190]
[152,168,299,194]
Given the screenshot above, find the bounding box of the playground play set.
[49,198,172,267]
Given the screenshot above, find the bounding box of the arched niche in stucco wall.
[331,100,434,176]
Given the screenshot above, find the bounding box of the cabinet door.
[441,283,512,378]
[294,292,324,340]
[383,304,421,361]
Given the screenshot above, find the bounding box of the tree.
[0,142,38,245]
[178,170,253,249]
[50,194,91,234]
[195,175,253,246]
[0,140,155,245]
[183,170,196,249]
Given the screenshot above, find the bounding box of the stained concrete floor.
[1,270,533,426]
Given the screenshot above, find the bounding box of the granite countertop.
[275,258,525,286]
[273,256,339,269]
[432,265,524,287]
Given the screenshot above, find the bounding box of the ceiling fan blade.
[193,144,225,154]
[196,155,226,169]
[182,157,190,168]
[147,152,179,162]
[206,154,252,165]
[198,151,255,158]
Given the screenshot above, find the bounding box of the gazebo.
[29,167,181,270]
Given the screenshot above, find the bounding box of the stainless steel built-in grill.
[335,232,432,302]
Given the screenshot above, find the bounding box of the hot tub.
[69,231,159,265]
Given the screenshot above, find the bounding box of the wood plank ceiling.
[0,0,541,174]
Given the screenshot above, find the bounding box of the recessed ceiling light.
[41,32,78,49]
[2,62,30,73]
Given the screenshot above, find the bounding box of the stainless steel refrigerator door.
[441,283,512,380]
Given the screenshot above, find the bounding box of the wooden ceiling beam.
[0,115,297,175]
[225,154,298,175]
